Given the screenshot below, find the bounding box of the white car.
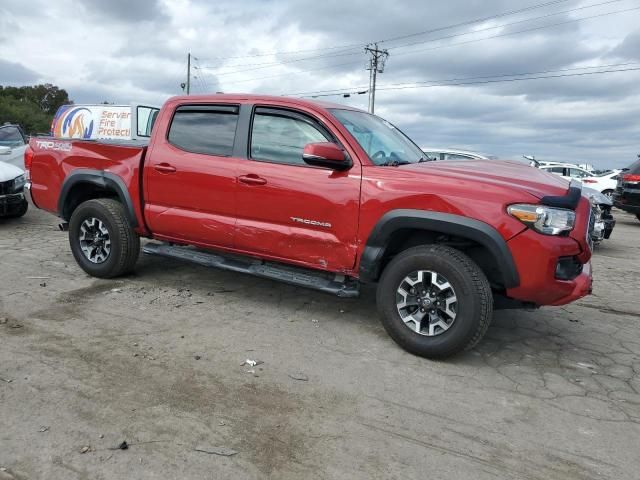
[538,163,593,180]
[0,124,28,168]
[581,170,621,198]
[421,148,497,161]
[0,158,28,218]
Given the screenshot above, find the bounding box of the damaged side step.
[142,242,360,298]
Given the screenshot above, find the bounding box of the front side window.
[330,109,424,166]
[250,111,329,165]
[0,126,25,147]
[168,105,238,156]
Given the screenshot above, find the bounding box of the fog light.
[555,256,583,280]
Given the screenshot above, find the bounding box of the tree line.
[0,84,71,134]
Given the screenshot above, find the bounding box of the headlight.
[507,204,575,235]
[12,174,26,192]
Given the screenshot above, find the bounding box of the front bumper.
[548,261,592,306]
[504,197,593,306]
[0,191,26,215]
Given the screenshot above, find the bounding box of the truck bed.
[29,137,148,229]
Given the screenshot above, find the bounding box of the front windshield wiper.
[381,159,412,167]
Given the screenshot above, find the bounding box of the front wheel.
[69,198,140,278]
[602,189,614,199]
[376,245,493,358]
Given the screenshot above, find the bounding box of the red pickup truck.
[24,94,593,358]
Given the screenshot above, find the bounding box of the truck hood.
[402,160,571,199]
[0,160,25,182]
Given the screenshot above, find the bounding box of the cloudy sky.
[1,0,640,168]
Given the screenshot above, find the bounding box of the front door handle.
[238,175,267,186]
[154,163,177,174]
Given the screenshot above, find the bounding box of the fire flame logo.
[51,106,94,139]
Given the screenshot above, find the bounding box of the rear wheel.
[376,245,493,358]
[69,198,140,278]
[602,189,614,199]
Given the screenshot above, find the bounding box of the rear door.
[234,106,361,272]
[144,104,241,247]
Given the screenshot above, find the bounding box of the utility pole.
[186,52,191,95]
[365,43,388,114]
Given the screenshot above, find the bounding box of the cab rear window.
[168,105,239,156]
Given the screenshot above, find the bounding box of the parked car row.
[613,156,640,221]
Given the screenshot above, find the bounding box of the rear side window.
[569,168,589,178]
[445,153,474,161]
[628,159,640,174]
[168,105,239,156]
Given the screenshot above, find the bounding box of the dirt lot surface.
[1,206,640,480]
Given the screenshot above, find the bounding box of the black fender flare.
[359,209,519,288]
[57,169,138,227]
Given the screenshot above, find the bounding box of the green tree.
[0,84,72,134]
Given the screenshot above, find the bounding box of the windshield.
[330,109,425,165]
[0,126,25,148]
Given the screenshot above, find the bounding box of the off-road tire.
[6,199,28,218]
[377,245,493,358]
[69,198,139,278]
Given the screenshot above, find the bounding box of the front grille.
[586,209,596,251]
[0,179,13,195]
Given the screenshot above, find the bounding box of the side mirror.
[302,142,352,171]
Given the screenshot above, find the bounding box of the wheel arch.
[58,169,138,227]
[359,209,519,288]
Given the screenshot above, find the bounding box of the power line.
[215,60,362,86]
[197,0,628,79]
[196,0,572,62]
[282,61,640,96]
[379,66,640,91]
[385,0,626,52]
[299,66,640,97]
[206,4,640,89]
[390,5,640,59]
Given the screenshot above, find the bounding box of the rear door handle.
[154,163,176,174]
[238,175,267,186]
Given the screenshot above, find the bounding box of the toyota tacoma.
[24,94,594,358]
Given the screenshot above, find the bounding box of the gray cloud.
[609,30,640,61]
[0,59,41,84]
[78,0,168,22]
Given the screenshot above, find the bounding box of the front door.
[234,107,361,272]
[144,104,241,248]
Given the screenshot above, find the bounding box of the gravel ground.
[1,205,639,480]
